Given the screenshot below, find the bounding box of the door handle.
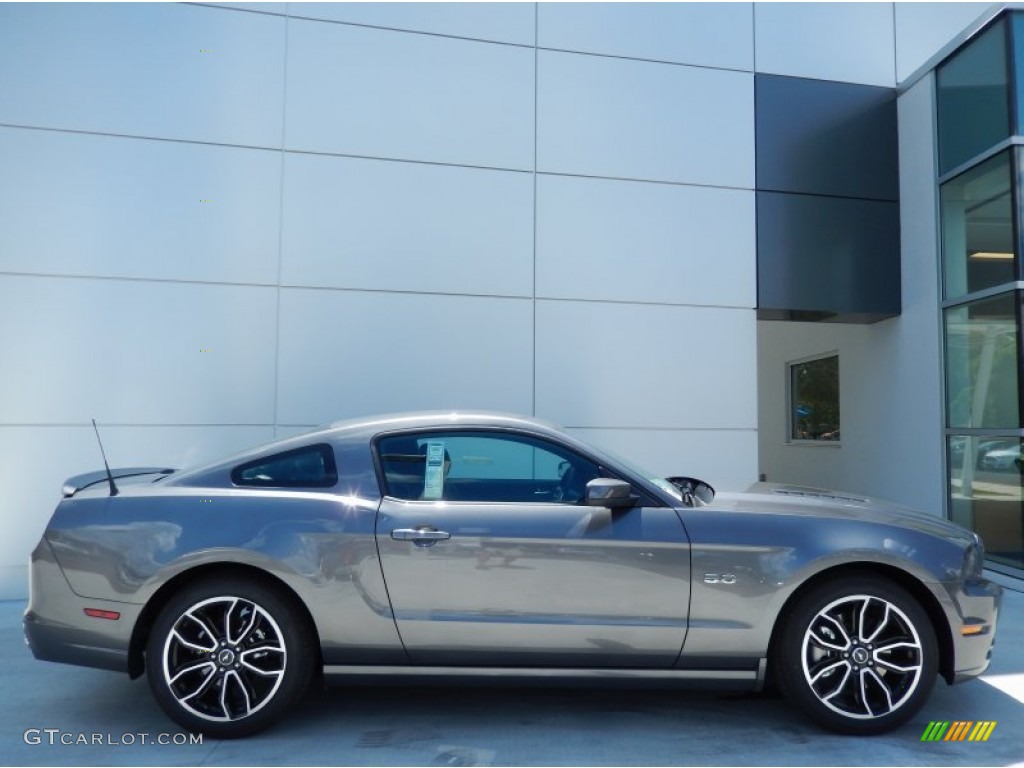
[391,526,451,546]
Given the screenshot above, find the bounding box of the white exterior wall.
[0,1,758,600]
[0,2,998,599]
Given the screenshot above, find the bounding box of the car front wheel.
[145,577,314,738]
[774,575,938,734]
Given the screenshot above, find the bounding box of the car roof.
[165,411,569,484]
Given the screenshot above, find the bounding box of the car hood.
[711,482,976,545]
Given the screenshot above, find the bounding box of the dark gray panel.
[755,75,898,202]
[757,192,901,323]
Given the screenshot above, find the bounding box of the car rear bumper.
[24,538,139,674]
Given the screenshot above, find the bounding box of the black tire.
[773,575,938,735]
[145,576,315,738]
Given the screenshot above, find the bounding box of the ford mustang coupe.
[25,412,1001,738]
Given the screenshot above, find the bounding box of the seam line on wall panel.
[0,122,283,154]
[537,46,753,75]
[272,10,290,440]
[756,188,899,204]
[0,271,279,289]
[0,123,758,193]
[891,2,898,87]
[537,170,752,193]
[195,0,753,77]
[0,272,756,310]
[187,2,287,18]
[532,2,539,418]
[537,296,755,312]
[751,1,757,71]
[286,11,536,50]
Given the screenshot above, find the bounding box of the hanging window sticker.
[422,442,446,500]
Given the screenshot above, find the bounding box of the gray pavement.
[2,582,1022,767]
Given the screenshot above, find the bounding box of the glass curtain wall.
[938,14,1024,572]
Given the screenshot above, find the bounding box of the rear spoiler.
[62,467,176,498]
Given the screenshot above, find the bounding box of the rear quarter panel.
[44,490,405,663]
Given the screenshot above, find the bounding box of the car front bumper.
[947,576,1002,683]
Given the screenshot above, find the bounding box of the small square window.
[789,355,840,443]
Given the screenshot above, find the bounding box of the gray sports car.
[25,412,1001,738]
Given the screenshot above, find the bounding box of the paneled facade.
[0,2,1003,597]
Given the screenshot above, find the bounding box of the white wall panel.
[567,427,758,493]
[539,2,753,71]
[537,51,754,188]
[0,128,280,284]
[0,424,275,599]
[895,2,997,82]
[277,290,533,424]
[288,2,535,45]
[536,301,757,430]
[755,2,895,86]
[536,175,755,307]
[0,276,277,425]
[0,3,285,146]
[281,154,533,296]
[285,19,534,169]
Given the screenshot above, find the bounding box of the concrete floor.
[2,582,1022,767]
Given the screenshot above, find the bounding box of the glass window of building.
[944,293,1020,430]
[949,435,1024,570]
[936,19,1010,175]
[789,355,840,442]
[940,151,1015,299]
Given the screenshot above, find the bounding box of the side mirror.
[666,476,716,507]
[585,478,635,508]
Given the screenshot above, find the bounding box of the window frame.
[371,427,661,507]
[786,352,841,446]
[230,443,339,489]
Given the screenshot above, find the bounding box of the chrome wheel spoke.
[873,641,922,673]
[858,599,891,644]
[171,628,217,654]
[177,665,218,703]
[820,664,852,702]
[183,611,220,649]
[863,668,894,715]
[169,660,216,686]
[810,659,850,686]
[809,614,851,652]
[226,599,259,646]
[220,670,253,719]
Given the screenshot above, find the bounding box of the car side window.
[231,444,338,488]
[377,432,602,504]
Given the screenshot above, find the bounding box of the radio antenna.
[91,419,119,497]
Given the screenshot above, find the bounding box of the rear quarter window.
[231,444,338,488]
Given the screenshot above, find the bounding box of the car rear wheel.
[774,575,938,734]
[145,577,314,738]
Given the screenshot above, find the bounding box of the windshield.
[580,439,683,503]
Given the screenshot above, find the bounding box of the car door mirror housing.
[666,476,716,507]
[585,478,636,508]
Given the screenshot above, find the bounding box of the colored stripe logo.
[921,721,996,742]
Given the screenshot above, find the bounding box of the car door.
[374,429,690,667]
